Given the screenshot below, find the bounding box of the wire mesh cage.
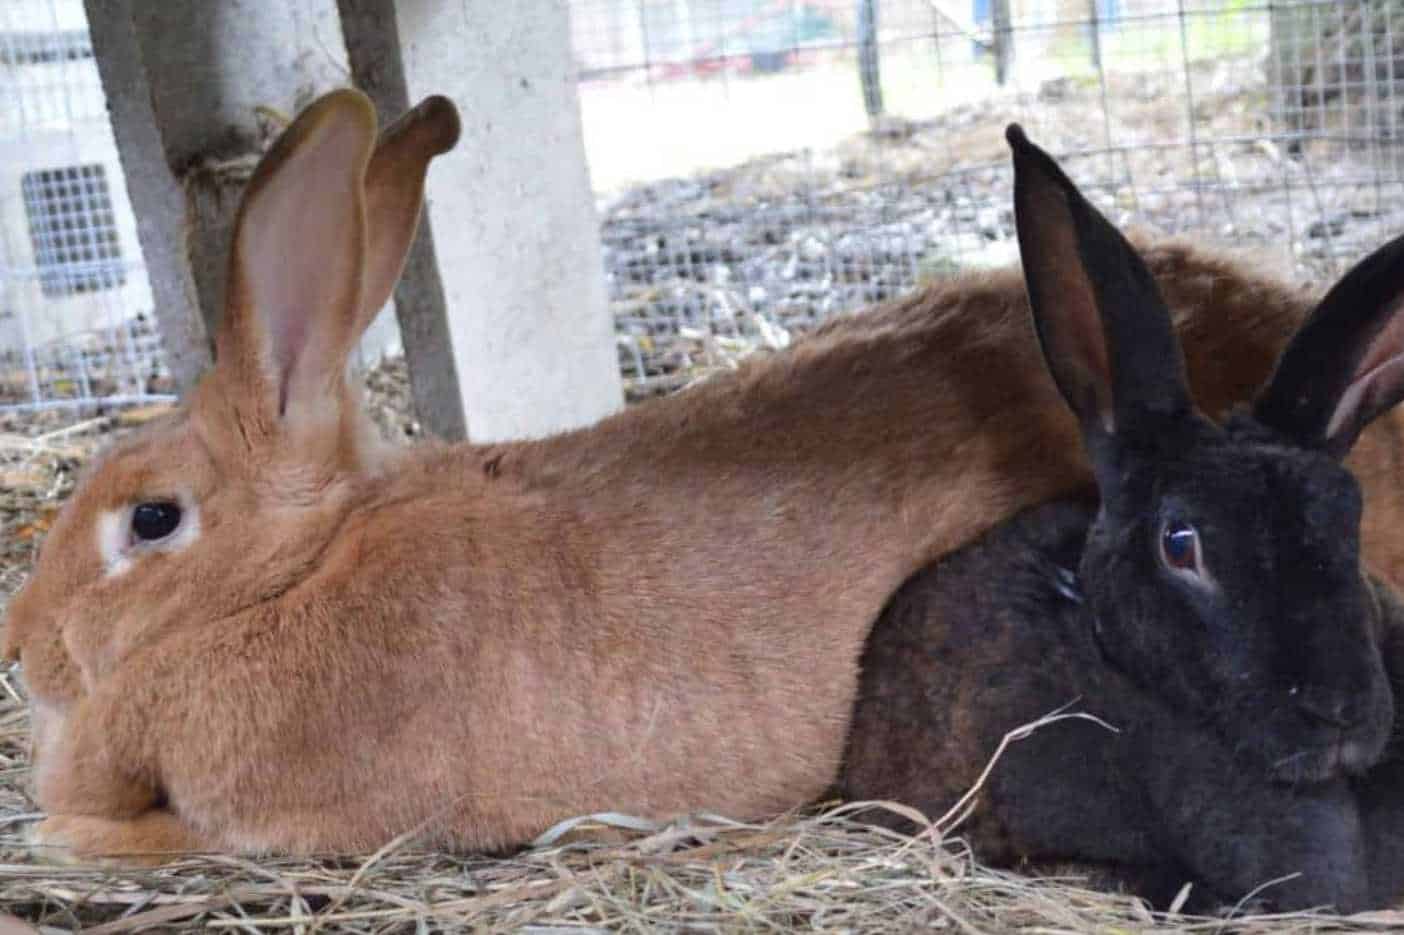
[573,0,1404,397]
[0,0,171,413]
[1,0,1402,412]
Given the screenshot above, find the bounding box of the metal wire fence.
[0,0,171,413]
[2,0,1402,410]
[572,0,1404,395]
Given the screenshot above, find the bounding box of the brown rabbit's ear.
[358,95,460,335]
[1254,232,1404,458]
[217,88,377,428]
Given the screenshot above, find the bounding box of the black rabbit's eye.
[1161,522,1200,573]
[131,501,182,542]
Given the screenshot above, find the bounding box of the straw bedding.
[4,372,1404,932]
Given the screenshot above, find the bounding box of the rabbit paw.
[27,811,203,867]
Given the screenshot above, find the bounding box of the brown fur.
[5,89,1404,864]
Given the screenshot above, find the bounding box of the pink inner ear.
[1327,309,1404,441]
[268,301,310,410]
[1033,249,1112,385]
[236,113,369,417]
[1057,278,1116,431]
[1355,306,1404,378]
[1025,181,1114,429]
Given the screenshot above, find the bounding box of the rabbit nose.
[1292,686,1356,729]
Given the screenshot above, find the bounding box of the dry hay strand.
[0,411,112,614]
[3,799,1404,933]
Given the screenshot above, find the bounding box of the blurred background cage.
[1,0,169,413]
[2,0,1402,411]
[575,0,1404,398]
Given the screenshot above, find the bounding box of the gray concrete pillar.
[395,0,624,443]
[338,0,467,441]
[84,0,350,393]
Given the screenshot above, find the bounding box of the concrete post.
[395,0,624,443]
[84,0,210,392]
[83,0,350,392]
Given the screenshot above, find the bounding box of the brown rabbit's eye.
[1160,522,1200,573]
[131,501,182,542]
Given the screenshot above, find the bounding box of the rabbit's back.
[811,239,1404,587]
[472,236,1404,601]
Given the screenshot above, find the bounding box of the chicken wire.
[0,0,171,413]
[1,1,1400,411]
[572,0,1404,394]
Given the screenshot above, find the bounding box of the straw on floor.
[2,372,1402,933]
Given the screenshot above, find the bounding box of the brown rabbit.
[0,89,1112,863]
[6,86,1404,865]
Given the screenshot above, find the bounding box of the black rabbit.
[839,126,1404,914]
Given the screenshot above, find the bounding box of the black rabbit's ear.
[1008,125,1191,450]
[1255,234,1404,458]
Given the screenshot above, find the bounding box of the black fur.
[842,496,1404,912]
[839,128,1404,913]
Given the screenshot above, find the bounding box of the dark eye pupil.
[1162,523,1198,570]
[132,502,182,541]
